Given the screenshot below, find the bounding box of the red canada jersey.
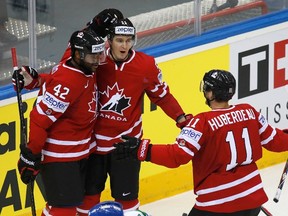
[95,49,184,153]
[28,60,97,163]
[150,103,288,212]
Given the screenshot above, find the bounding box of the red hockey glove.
[176,114,193,129]
[17,145,41,184]
[113,135,151,161]
[12,66,39,91]
[87,8,124,37]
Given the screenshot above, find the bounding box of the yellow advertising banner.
[0,97,47,216]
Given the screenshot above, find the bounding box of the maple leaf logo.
[99,83,131,115]
[88,85,97,122]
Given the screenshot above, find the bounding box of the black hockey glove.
[113,135,152,161]
[17,145,41,184]
[12,66,39,91]
[87,8,124,37]
[176,113,193,129]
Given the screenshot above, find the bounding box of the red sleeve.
[253,111,288,152]
[39,73,49,85]
[28,118,47,154]
[156,93,185,121]
[262,128,288,152]
[144,57,184,121]
[60,46,71,62]
[150,144,191,168]
[28,66,83,154]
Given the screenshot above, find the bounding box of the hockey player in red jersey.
[114,69,288,216]
[17,30,106,216]
[12,10,191,214]
[80,17,192,213]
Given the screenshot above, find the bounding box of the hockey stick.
[273,159,288,203]
[11,47,37,216]
[260,205,273,216]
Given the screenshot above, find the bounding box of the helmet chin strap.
[204,94,215,107]
[109,49,119,62]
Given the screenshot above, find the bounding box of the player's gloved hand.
[17,145,41,184]
[113,135,151,161]
[12,66,39,91]
[176,113,193,129]
[87,8,124,37]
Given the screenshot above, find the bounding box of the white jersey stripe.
[195,183,263,207]
[36,104,57,122]
[176,141,195,157]
[90,140,96,149]
[196,170,259,195]
[258,114,268,134]
[46,137,91,145]
[42,148,90,158]
[261,128,276,145]
[96,146,116,152]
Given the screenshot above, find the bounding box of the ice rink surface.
[141,162,288,216]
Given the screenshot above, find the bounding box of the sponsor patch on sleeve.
[259,114,267,127]
[42,92,69,113]
[178,127,202,144]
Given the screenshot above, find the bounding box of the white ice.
[141,162,288,216]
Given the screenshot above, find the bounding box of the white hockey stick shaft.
[273,159,288,203]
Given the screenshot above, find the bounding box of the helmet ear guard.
[201,69,236,101]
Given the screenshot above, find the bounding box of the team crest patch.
[178,139,186,147]
[259,114,266,126]
[45,108,53,115]
[99,83,131,115]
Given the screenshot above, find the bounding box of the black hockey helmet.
[107,18,136,42]
[87,8,124,37]
[201,69,236,101]
[70,29,106,61]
